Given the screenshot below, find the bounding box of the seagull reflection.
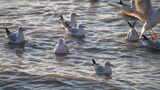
[5,43,25,57]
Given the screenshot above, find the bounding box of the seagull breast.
[54,39,69,55]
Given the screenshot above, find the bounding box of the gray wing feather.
[7,33,17,42]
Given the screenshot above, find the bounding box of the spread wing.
[135,0,153,15]
[109,3,145,21]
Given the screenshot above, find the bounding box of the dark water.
[0,0,160,90]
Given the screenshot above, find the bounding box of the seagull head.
[59,15,64,21]
[105,61,113,67]
[58,38,64,45]
[18,27,25,32]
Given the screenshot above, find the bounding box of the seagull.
[65,24,86,38]
[54,38,69,55]
[109,0,160,39]
[140,35,160,50]
[5,27,25,44]
[59,13,78,28]
[126,21,139,42]
[92,59,113,77]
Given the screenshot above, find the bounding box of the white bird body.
[6,28,25,44]
[92,59,112,77]
[16,30,25,43]
[54,39,69,55]
[104,65,112,76]
[66,24,85,38]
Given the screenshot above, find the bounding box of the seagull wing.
[60,16,71,28]
[8,33,17,42]
[139,23,147,38]
[135,0,153,15]
[68,28,78,33]
[135,0,145,13]
[109,3,145,21]
[121,9,145,21]
[95,65,105,74]
[62,20,70,28]
[144,0,153,14]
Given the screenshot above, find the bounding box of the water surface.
[0,0,160,90]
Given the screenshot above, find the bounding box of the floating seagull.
[109,0,160,38]
[92,59,113,77]
[59,13,78,28]
[54,38,69,55]
[66,24,86,38]
[126,21,139,42]
[5,27,25,44]
[140,35,160,50]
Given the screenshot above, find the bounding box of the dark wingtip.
[92,59,96,64]
[117,0,123,5]
[5,27,10,35]
[64,22,71,28]
[127,21,133,28]
[142,35,149,40]
[60,15,63,18]
[59,15,64,21]
[127,21,136,28]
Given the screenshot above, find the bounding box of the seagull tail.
[5,28,10,36]
[92,59,96,65]
[117,0,124,5]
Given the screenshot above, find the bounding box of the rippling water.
[0,0,160,90]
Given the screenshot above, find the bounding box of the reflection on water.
[4,42,25,57]
[0,0,160,90]
[6,44,24,57]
